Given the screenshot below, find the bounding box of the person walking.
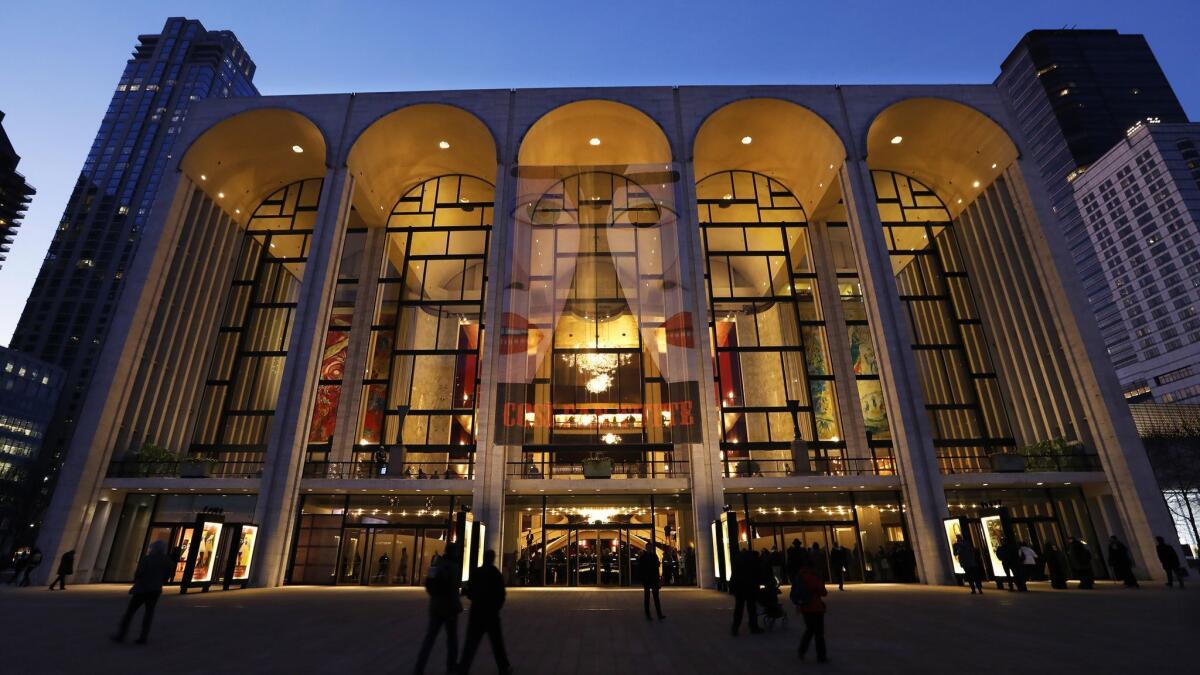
[7,549,29,585]
[1155,536,1186,589]
[786,539,804,582]
[457,550,513,675]
[829,542,848,591]
[730,549,762,636]
[1067,537,1095,589]
[793,556,829,663]
[1017,542,1038,585]
[953,535,984,595]
[1043,542,1069,589]
[48,549,75,590]
[413,543,463,675]
[111,540,172,644]
[1106,536,1139,588]
[638,546,666,621]
[17,547,42,587]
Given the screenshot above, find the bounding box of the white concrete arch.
[518,99,673,167]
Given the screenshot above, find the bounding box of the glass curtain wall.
[495,166,701,478]
[696,171,845,477]
[190,178,323,460]
[871,170,1014,471]
[356,175,493,479]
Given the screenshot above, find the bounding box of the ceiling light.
[199,174,207,181]
[217,192,225,199]
[438,140,450,150]
[291,145,304,153]
[235,208,241,214]
[991,163,997,169]
[588,137,601,146]
[741,136,752,145]
[890,135,903,145]
[972,180,981,188]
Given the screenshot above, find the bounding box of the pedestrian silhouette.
[730,549,763,635]
[458,550,513,675]
[794,554,829,663]
[1154,536,1186,589]
[1107,536,1139,588]
[17,547,42,587]
[1044,542,1069,589]
[953,535,984,594]
[111,540,172,644]
[413,543,462,674]
[1067,537,1095,589]
[48,549,75,590]
[638,546,665,620]
[829,542,848,590]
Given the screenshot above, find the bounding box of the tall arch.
[518,100,672,167]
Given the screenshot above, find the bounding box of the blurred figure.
[730,549,762,636]
[413,543,462,674]
[1155,536,1186,589]
[1044,542,1069,589]
[48,549,75,590]
[829,542,848,591]
[1017,542,1039,584]
[953,535,984,595]
[1067,537,1095,589]
[458,550,512,675]
[793,554,829,663]
[16,547,42,587]
[111,540,172,644]
[1107,536,1139,588]
[638,546,665,621]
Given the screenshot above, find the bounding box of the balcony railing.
[506,457,689,479]
[721,456,894,478]
[302,460,474,480]
[106,460,264,478]
[937,452,1103,474]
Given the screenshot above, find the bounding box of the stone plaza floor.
[1,581,1196,673]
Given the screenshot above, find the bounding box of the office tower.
[0,348,63,556]
[6,17,257,544]
[0,111,36,270]
[996,30,1188,373]
[1073,122,1200,403]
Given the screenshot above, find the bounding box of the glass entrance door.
[545,524,656,587]
[338,526,447,585]
[760,523,864,583]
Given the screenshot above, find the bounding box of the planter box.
[180,460,212,478]
[582,457,613,479]
[988,453,1026,473]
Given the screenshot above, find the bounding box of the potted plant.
[180,455,218,478]
[133,442,175,477]
[582,453,613,479]
[987,451,1026,473]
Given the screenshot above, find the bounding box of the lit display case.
[180,514,224,594]
[222,523,259,590]
[942,517,969,576]
[711,509,740,591]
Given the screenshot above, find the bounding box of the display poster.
[232,525,258,581]
[719,512,736,582]
[460,513,475,582]
[476,523,486,569]
[710,521,722,581]
[192,521,224,583]
[979,514,1007,578]
[172,527,194,582]
[943,518,966,575]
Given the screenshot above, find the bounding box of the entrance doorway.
[336,526,448,586]
[750,523,864,583]
[543,525,655,586]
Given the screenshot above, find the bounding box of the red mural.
[307,308,354,443]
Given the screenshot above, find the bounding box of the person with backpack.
[413,543,462,675]
[791,553,829,663]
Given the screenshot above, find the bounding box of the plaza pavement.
[1,581,1196,673]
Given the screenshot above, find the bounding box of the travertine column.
[254,166,354,587]
[840,157,953,585]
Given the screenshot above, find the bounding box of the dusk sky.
[1,0,1197,345]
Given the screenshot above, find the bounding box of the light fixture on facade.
[741,136,752,145]
[991,163,997,169]
[438,140,450,150]
[890,135,903,145]
[217,192,225,199]
[972,180,980,188]
[588,137,601,146]
[292,145,304,153]
[199,174,207,181]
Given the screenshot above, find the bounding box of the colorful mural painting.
[848,324,890,438]
[802,326,840,441]
[307,308,353,443]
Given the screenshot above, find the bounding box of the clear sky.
[1,0,1197,346]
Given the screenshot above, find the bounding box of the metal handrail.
[505,458,689,479]
[105,460,264,478]
[721,456,894,478]
[302,460,474,480]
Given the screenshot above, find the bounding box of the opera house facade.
[37,85,1176,589]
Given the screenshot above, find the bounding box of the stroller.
[758,580,788,631]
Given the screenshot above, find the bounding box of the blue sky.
[1,0,1197,344]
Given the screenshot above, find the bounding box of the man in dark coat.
[829,543,848,591]
[457,550,513,674]
[1155,536,1186,589]
[953,535,984,594]
[48,549,75,590]
[112,540,173,644]
[786,539,804,581]
[413,543,462,674]
[638,546,665,620]
[1107,536,1139,588]
[1067,537,1095,589]
[730,549,763,636]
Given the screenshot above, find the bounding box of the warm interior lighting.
[890,135,903,144]
[971,180,981,188]
[217,192,225,199]
[199,174,207,181]
[588,137,601,146]
[438,140,450,149]
[740,136,752,145]
[291,144,304,153]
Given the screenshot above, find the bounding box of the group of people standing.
[730,540,831,663]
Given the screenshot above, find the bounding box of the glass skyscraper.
[6,17,257,544]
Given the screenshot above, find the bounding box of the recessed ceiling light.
[956,198,963,204]
[291,145,304,153]
[217,192,225,199]
[588,137,601,146]
[235,208,241,214]
[438,140,450,150]
[991,162,997,169]
[972,180,981,188]
[890,135,903,145]
[741,136,752,145]
[199,174,207,181]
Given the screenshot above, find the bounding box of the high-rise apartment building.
[7,17,257,544]
[0,348,63,557]
[996,30,1188,372]
[0,110,36,270]
[1073,122,1200,403]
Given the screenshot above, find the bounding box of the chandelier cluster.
[567,352,631,394]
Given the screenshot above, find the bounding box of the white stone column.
[840,159,953,585]
[253,166,354,587]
